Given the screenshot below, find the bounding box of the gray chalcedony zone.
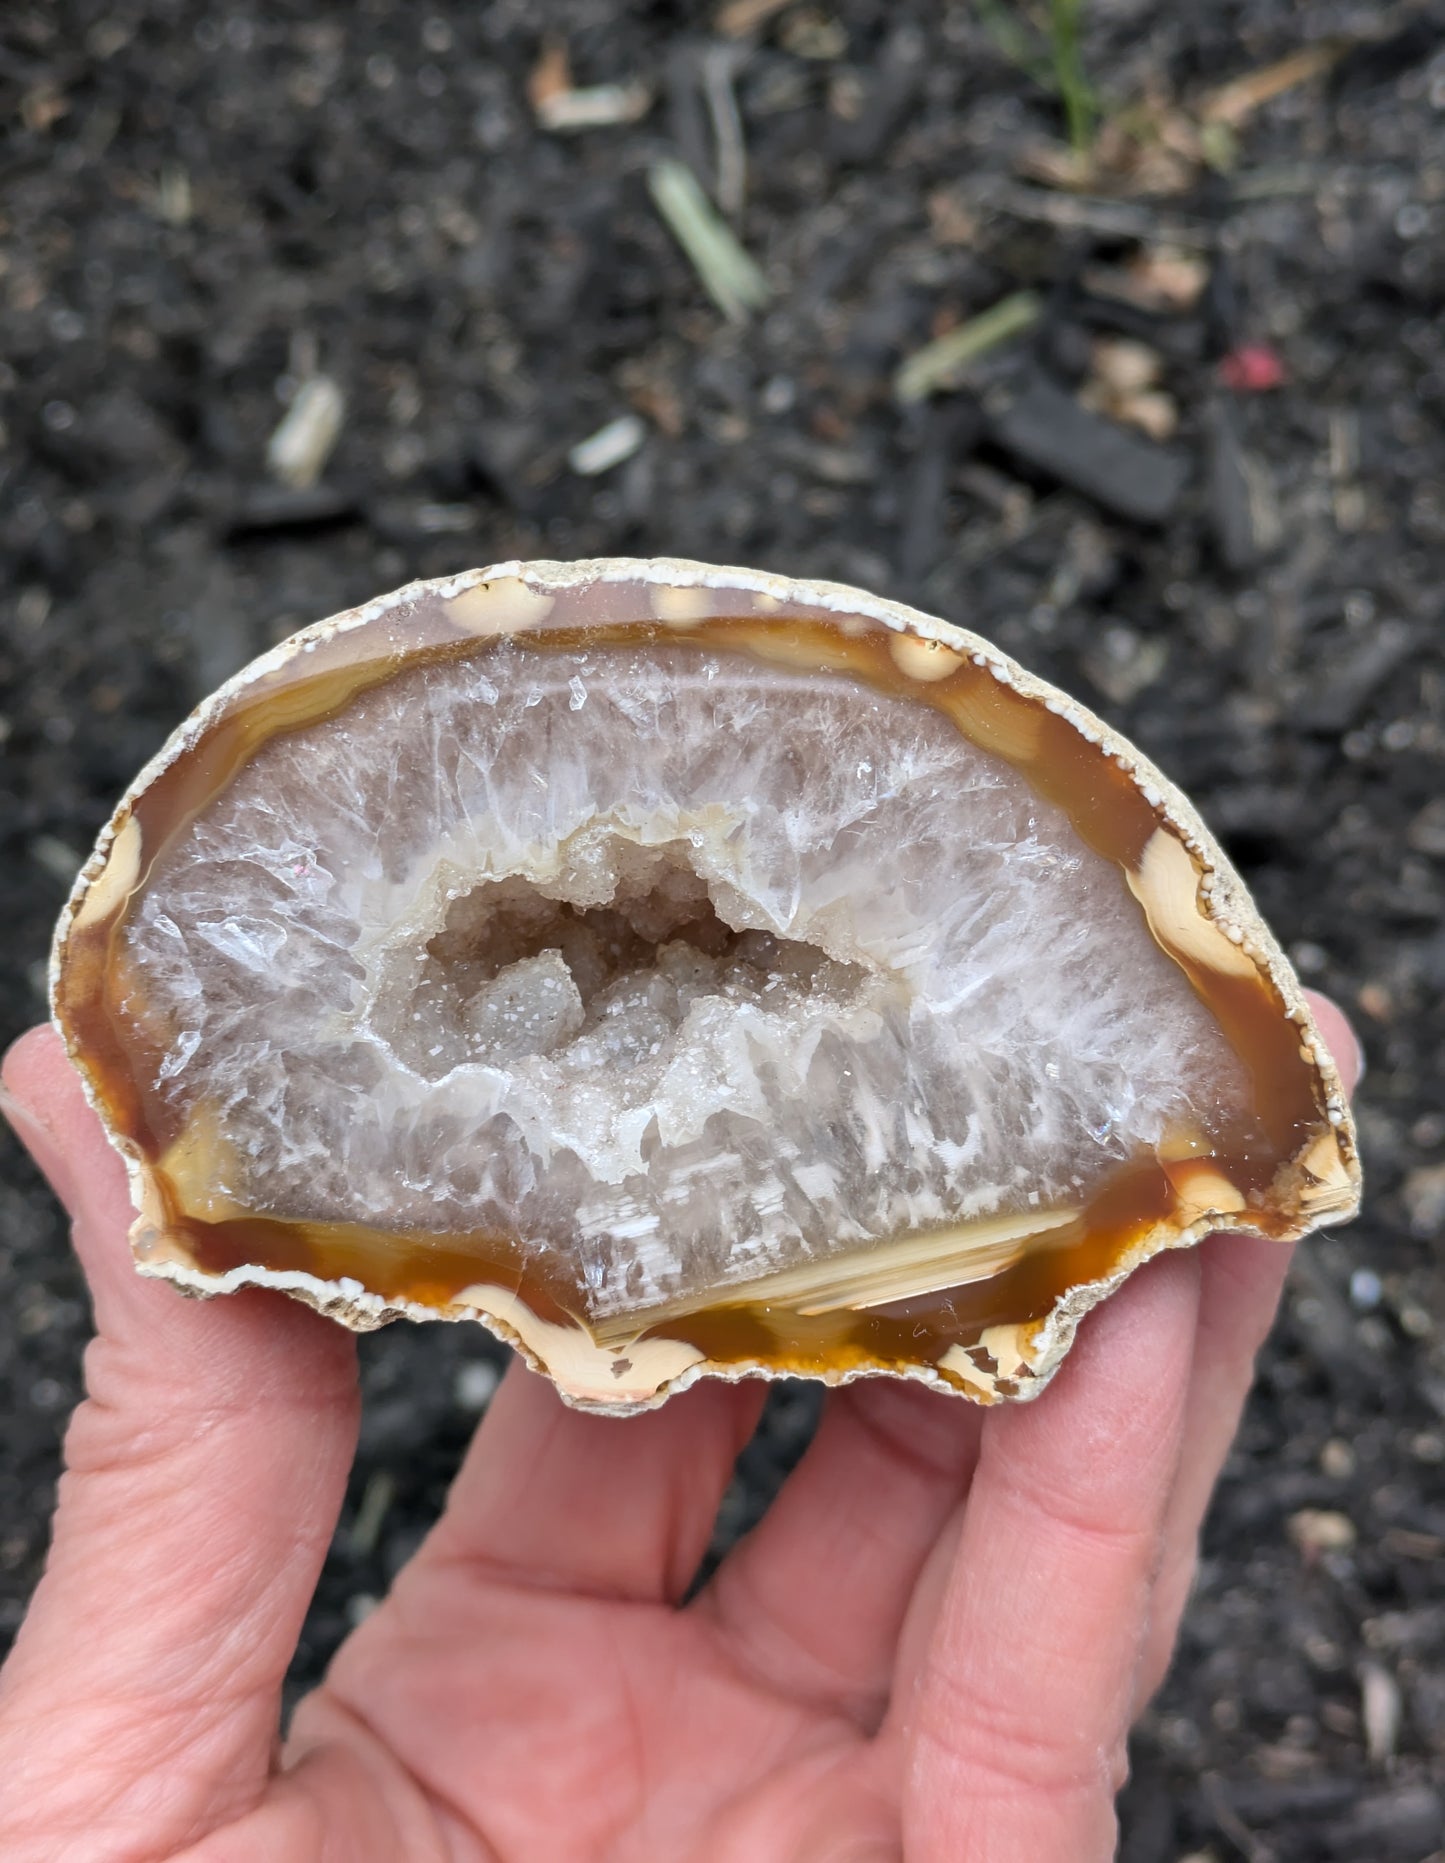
[126,642,1253,1318]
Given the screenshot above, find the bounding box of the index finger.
[1134,988,1363,1702]
[0,1027,361,1856]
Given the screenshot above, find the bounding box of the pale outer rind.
[51,557,1361,1415]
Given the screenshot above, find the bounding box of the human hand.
[0,997,1359,1863]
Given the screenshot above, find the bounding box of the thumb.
[0,1026,359,1862]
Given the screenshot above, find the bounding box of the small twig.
[1202,1773,1277,1863]
[647,157,770,322]
[348,1470,395,1558]
[703,44,749,218]
[894,290,1042,405]
[1228,160,1328,200]
[973,176,1218,248]
[1201,40,1344,128]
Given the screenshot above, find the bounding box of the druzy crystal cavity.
[52,560,1359,1410]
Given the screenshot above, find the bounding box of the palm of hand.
[0,1012,1359,1861]
[231,1355,1157,1863]
[298,1377,974,1863]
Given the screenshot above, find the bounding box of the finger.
[697,1380,983,1724]
[1133,1232,1292,1705]
[1303,988,1364,1101]
[1135,988,1363,1702]
[897,1248,1201,1863]
[699,992,1364,1738]
[407,1356,766,1604]
[0,1026,360,1856]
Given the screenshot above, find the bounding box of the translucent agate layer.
[51,560,1360,1410]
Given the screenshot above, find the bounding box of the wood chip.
[1320,1438,1356,1479]
[567,414,647,477]
[715,0,793,37]
[1382,1527,1445,1560]
[1090,336,1164,395]
[1288,1508,1357,1556]
[526,40,651,132]
[265,377,345,490]
[927,186,980,247]
[1360,1661,1402,1764]
[537,81,652,133]
[527,39,571,113]
[1402,1164,1445,1237]
[984,368,1189,525]
[1128,247,1211,310]
[155,163,192,227]
[1087,340,1176,437]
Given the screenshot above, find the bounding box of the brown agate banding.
[51,558,1359,1412]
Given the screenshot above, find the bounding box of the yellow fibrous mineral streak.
[589,1205,1078,1347]
[446,577,555,637]
[1126,828,1258,981]
[938,683,1044,761]
[158,1104,251,1223]
[456,1282,707,1407]
[1293,1128,1361,1215]
[727,621,864,676]
[887,632,965,683]
[68,814,143,936]
[1162,1157,1248,1221]
[977,1322,1035,1380]
[649,583,715,624]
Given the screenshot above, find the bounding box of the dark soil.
[3,2,1444,1855]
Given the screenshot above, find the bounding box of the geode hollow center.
[51,559,1360,1410]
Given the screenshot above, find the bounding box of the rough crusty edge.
[132,1201,1250,1417]
[53,556,1361,1412]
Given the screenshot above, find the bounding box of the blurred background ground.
[2,2,1444,1855]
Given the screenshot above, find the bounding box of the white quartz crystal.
[126,643,1253,1318]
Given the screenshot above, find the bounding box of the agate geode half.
[51,559,1360,1410]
